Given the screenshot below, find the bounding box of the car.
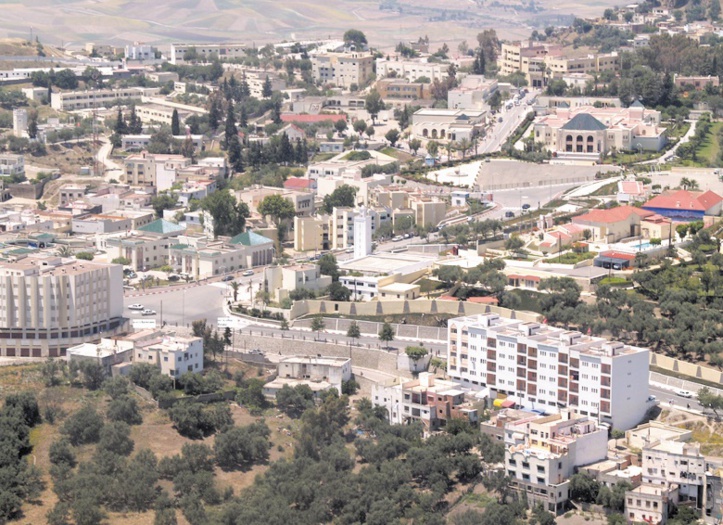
[242,269,255,277]
[403,233,411,239]
[141,309,156,316]
[647,395,657,402]
[677,389,694,398]
[505,211,515,218]
[392,235,404,242]
[522,203,531,210]
[168,274,180,281]
[498,116,504,123]
[345,246,354,253]
[221,275,234,281]
[128,304,144,310]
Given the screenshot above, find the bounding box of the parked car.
[676,389,694,398]
[505,211,515,218]
[392,235,403,242]
[647,395,657,402]
[522,203,531,211]
[221,275,234,281]
[141,309,156,316]
[242,270,254,277]
[345,246,354,253]
[403,233,412,239]
[168,274,180,281]
[128,304,144,310]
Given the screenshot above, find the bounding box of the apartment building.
[103,219,186,271]
[134,334,204,377]
[0,154,24,178]
[373,187,447,227]
[504,410,608,512]
[124,152,191,190]
[372,372,479,433]
[50,87,160,111]
[0,254,125,357]
[237,186,315,218]
[12,108,27,138]
[447,314,650,430]
[375,58,447,82]
[121,134,204,152]
[170,42,245,64]
[125,44,154,61]
[135,104,190,127]
[59,184,87,207]
[264,356,352,398]
[448,76,498,111]
[264,263,332,302]
[330,206,392,250]
[376,78,429,100]
[293,215,330,252]
[311,51,374,88]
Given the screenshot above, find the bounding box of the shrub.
[61,406,104,445]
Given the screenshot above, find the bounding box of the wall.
[650,353,723,384]
[8,177,49,200]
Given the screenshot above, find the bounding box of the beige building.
[237,186,315,218]
[0,254,125,357]
[50,87,160,111]
[103,219,186,271]
[124,152,191,190]
[311,51,374,88]
[293,215,330,252]
[0,153,24,177]
[170,42,246,64]
[376,78,430,100]
[375,57,447,82]
[264,264,332,302]
[411,108,487,142]
[373,187,447,228]
[571,205,670,243]
[135,104,190,127]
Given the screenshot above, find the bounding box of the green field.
[696,121,723,166]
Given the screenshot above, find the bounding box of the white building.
[12,108,27,138]
[372,372,479,433]
[411,108,487,142]
[170,42,246,64]
[505,410,609,513]
[311,51,374,88]
[125,43,154,61]
[134,333,204,378]
[0,254,125,357]
[263,356,351,398]
[375,57,448,82]
[447,314,650,430]
[50,87,160,111]
[353,206,373,259]
[0,153,24,177]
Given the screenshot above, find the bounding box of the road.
[124,282,227,328]
[649,384,704,412]
[478,90,539,155]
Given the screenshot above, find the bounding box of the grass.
[544,251,596,265]
[589,181,619,196]
[598,276,631,287]
[696,122,723,165]
[381,147,414,162]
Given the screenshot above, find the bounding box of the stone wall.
[650,353,723,384]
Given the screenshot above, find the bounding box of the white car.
[242,270,255,277]
[141,309,156,316]
[128,304,144,310]
[676,389,694,398]
[392,235,403,242]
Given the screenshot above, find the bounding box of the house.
[283,177,316,192]
[134,333,204,378]
[263,264,332,302]
[278,124,306,142]
[378,282,420,300]
[572,205,656,242]
[263,356,351,398]
[617,180,647,203]
[66,338,135,374]
[642,189,723,221]
[372,373,478,434]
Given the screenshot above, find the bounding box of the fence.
[157,390,237,409]
[649,353,723,385]
[293,318,448,343]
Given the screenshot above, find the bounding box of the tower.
[12,108,27,137]
[353,207,372,260]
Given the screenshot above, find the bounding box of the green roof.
[630,99,645,108]
[138,219,185,235]
[560,113,607,131]
[229,230,273,246]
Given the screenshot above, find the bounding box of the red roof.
[619,181,645,195]
[284,177,313,190]
[468,296,499,304]
[280,113,347,124]
[438,295,459,301]
[643,189,723,212]
[573,205,653,225]
[599,251,636,261]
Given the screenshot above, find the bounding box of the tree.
[505,235,525,256]
[611,429,625,449]
[318,253,340,281]
[98,421,134,456]
[61,406,104,445]
[114,107,128,135]
[365,90,384,124]
[75,252,94,261]
[258,194,295,229]
[405,346,428,361]
[200,190,250,238]
[385,128,400,147]
[473,47,486,75]
[262,76,273,98]
[27,111,38,139]
[327,281,352,301]
[214,422,271,470]
[379,322,394,348]
[55,69,79,89]
[334,118,348,137]
[49,438,76,468]
[223,100,237,150]
[569,472,600,503]
[408,138,421,155]
[227,134,243,173]
[343,29,368,48]
[171,109,181,136]
[78,361,105,390]
[427,140,439,158]
[151,193,178,218]
[353,119,367,136]
[276,385,315,418]
[322,185,358,213]
[311,317,325,339]
[128,105,143,134]
[347,321,361,344]
[107,396,143,425]
[697,387,723,416]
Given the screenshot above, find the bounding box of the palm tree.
[230,281,241,302]
[680,177,692,190]
[458,138,471,159]
[56,245,73,257]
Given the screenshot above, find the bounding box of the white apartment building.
[0,153,24,177]
[372,372,479,433]
[50,87,160,111]
[0,255,125,357]
[311,51,374,88]
[447,314,650,430]
[124,152,191,190]
[641,440,710,507]
[263,356,351,398]
[135,104,190,127]
[375,58,448,82]
[170,42,246,64]
[125,44,154,61]
[505,410,608,513]
[330,206,390,250]
[135,334,204,378]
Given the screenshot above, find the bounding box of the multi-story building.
[264,264,332,302]
[375,58,447,82]
[237,186,315,218]
[125,43,154,61]
[50,87,160,111]
[103,219,186,271]
[448,76,498,111]
[293,215,330,252]
[59,184,87,207]
[372,186,446,228]
[0,153,24,178]
[124,152,191,190]
[134,333,204,378]
[372,372,479,433]
[376,78,430,100]
[504,410,608,513]
[447,314,650,430]
[263,356,351,398]
[311,51,374,88]
[135,104,190,127]
[330,206,391,250]
[170,42,246,64]
[0,254,125,357]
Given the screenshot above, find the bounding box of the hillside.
[0,0,622,51]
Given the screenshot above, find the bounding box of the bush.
[61,406,104,445]
[75,252,94,261]
[98,421,134,456]
[214,422,271,470]
[107,395,143,425]
[168,403,233,439]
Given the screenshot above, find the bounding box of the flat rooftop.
[264,377,334,392]
[340,251,437,275]
[280,356,350,367]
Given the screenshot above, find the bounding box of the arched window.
[431,129,438,139]
[423,129,428,138]
[440,129,446,139]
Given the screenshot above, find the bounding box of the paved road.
[124,282,227,327]
[649,383,704,412]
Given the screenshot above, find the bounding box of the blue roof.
[229,230,274,246]
[138,219,185,235]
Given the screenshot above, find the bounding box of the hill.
[0,0,622,51]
